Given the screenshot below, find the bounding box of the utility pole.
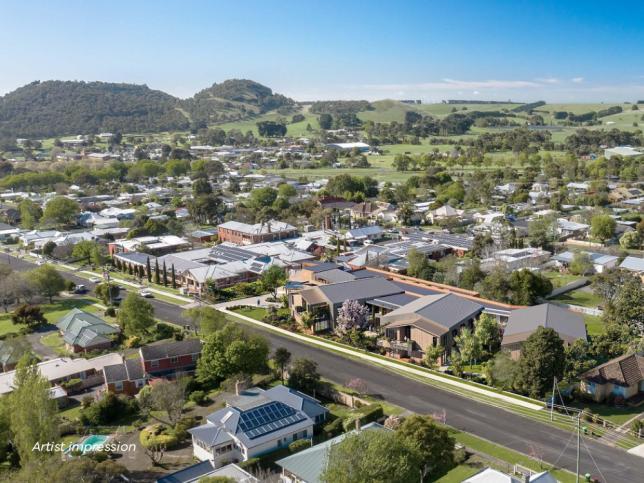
[550,376,557,421]
[575,412,581,483]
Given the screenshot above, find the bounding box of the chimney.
[235,380,242,396]
[355,418,361,431]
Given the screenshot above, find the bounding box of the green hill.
[0,79,295,138]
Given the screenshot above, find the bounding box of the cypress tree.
[171,264,177,289]
[154,259,160,285]
[162,261,168,287]
[146,257,152,283]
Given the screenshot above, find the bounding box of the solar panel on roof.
[237,401,306,439]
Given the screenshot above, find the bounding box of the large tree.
[474,314,501,358]
[182,306,227,336]
[28,265,65,303]
[396,415,455,481]
[10,355,59,463]
[514,327,566,398]
[590,214,616,245]
[261,265,286,299]
[196,325,269,386]
[287,358,321,395]
[18,199,42,229]
[454,328,482,368]
[41,196,80,228]
[273,347,291,384]
[117,293,155,337]
[321,430,421,483]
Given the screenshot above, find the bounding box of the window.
[114,381,123,391]
[151,360,159,368]
[170,356,179,364]
[135,379,145,388]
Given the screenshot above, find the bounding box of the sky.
[2,0,644,103]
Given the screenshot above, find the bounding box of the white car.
[89,277,102,283]
[138,290,153,298]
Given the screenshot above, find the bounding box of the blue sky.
[2,0,644,102]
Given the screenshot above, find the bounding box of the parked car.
[139,289,153,298]
[74,285,87,294]
[89,277,102,283]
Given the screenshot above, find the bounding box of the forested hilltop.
[0,79,294,138]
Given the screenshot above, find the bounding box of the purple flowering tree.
[335,299,370,335]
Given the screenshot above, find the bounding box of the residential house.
[157,462,257,483]
[140,338,202,378]
[56,309,120,353]
[480,248,551,272]
[189,385,326,467]
[619,256,644,281]
[552,251,618,274]
[0,340,22,372]
[579,353,644,403]
[345,225,384,244]
[501,303,587,359]
[103,358,146,396]
[217,220,297,245]
[604,146,643,158]
[0,353,123,395]
[277,422,384,483]
[108,235,192,256]
[427,205,464,224]
[404,231,473,257]
[350,202,392,224]
[380,293,484,363]
[556,219,589,239]
[290,276,404,331]
[463,467,558,483]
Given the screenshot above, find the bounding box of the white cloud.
[571,77,584,83]
[361,78,541,91]
[535,77,560,84]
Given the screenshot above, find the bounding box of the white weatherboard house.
[189,386,327,467]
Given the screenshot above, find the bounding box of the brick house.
[56,309,120,353]
[217,220,297,246]
[140,339,202,377]
[103,359,146,396]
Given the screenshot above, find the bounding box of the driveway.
[25,324,59,360]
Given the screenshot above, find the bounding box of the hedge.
[139,424,180,450]
[323,417,344,438]
[342,404,383,432]
[239,457,260,470]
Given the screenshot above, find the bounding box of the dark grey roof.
[157,460,216,483]
[103,359,145,383]
[140,338,202,361]
[368,293,419,310]
[313,277,403,304]
[208,244,256,263]
[502,303,586,345]
[382,293,483,335]
[304,261,341,273]
[406,231,474,250]
[315,268,358,283]
[114,251,156,266]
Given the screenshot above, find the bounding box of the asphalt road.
[7,254,644,482]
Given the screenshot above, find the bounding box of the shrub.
[81,395,94,408]
[140,424,180,450]
[80,392,139,426]
[104,307,116,317]
[189,390,207,405]
[323,417,344,438]
[174,416,198,441]
[58,421,80,436]
[61,378,82,392]
[239,457,260,470]
[631,419,644,436]
[125,336,141,348]
[288,439,310,453]
[155,322,180,340]
[65,280,77,292]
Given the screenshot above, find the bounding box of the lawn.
[433,463,481,482]
[41,297,102,323]
[551,289,602,308]
[567,401,643,426]
[0,313,24,336]
[40,332,69,356]
[583,315,604,336]
[542,271,582,289]
[230,306,267,321]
